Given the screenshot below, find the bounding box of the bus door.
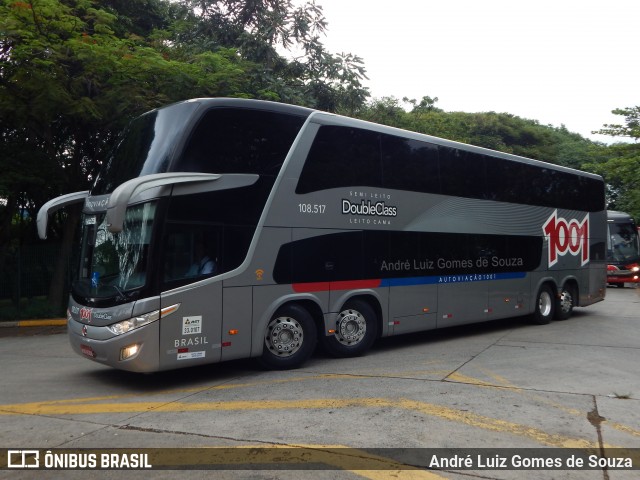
[158,227,223,369]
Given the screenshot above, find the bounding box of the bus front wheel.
[321,299,378,358]
[530,284,555,325]
[260,304,317,370]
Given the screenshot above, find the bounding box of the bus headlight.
[108,311,159,336]
[107,304,180,336]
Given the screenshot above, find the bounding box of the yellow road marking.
[3,368,636,456]
[446,372,507,388]
[16,319,67,327]
[0,396,607,449]
[460,367,640,439]
[608,422,640,438]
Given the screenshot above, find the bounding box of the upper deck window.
[92,103,307,195]
[92,102,199,195]
[296,125,605,212]
[176,108,306,176]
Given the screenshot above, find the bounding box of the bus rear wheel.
[530,284,555,325]
[320,299,377,358]
[555,284,577,320]
[260,304,317,370]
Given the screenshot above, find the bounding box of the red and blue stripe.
[292,272,527,293]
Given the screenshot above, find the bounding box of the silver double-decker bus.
[38,98,607,372]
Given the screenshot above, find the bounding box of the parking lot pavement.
[1,287,639,479]
[0,325,66,338]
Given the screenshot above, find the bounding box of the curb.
[0,318,67,328]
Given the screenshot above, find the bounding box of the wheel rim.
[265,316,303,357]
[559,290,573,313]
[335,309,366,346]
[539,291,553,317]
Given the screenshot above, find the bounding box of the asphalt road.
[1,287,639,479]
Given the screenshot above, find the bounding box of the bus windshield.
[74,202,156,302]
[607,222,640,262]
[91,102,199,195]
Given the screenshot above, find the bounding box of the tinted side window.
[273,232,364,283]
[517,164,578,210]
[382,136,440,194]
[485,156,528,204]
[296,125,604,212]
[439,147,486,198]
[177,108,306,176]
[273,230,542,284]
[162,223,256,288]
[296,126,382,194]
[484,156,605,211]
[161,180,271,289]
[583,176,605,212]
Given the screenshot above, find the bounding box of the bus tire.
[259,304,317,370]
[530,284,555,325]
[321,299,378,358]
[555,284,576,320]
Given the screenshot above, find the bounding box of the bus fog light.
[120,343,141,361]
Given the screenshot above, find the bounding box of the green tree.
[0,0,370,314]
[593,106,640,141]
[357,97,603,170]
[585,106,640,220]
[173,0,368,112]
[0,0,256,311]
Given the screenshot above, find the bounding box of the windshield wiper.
[111,283,128,302]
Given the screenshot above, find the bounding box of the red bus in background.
[607,211,640,287]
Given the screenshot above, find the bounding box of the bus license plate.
[81,344,96,358]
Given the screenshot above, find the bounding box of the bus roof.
[175,97,315,117]
[607,210,635,222]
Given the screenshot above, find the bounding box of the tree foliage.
[0,0,368,310]
[585,106,640,220]
[163,0,368,111]
[593,106,640,141]
[357,96,606,169]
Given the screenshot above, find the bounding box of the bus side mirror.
[105,173,221,233]
[37,191,90,239]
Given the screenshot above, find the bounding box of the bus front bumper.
[68,317,160,373]
[607,263,640,285]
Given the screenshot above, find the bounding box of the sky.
[307,0,639,143]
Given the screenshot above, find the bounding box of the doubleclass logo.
[342,199,397,217]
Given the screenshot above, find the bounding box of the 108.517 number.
[298,203,326,214]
